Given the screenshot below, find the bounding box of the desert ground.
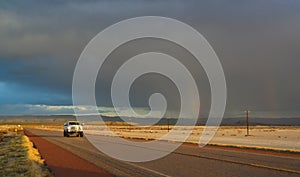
[29,122,300,152]
[1,120,300,177]
[85,125,300,151]
[3,114,299,152]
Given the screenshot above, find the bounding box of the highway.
[27,128,300,177]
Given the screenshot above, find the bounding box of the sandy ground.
[32,124,300,152]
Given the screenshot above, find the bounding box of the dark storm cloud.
[0,0,300,115]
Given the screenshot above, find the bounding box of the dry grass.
[0,126,52,177]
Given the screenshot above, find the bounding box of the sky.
[0,0,300,118]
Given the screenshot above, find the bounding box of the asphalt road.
[27,128,300,177]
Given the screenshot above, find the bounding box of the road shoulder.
[24,129,114,177]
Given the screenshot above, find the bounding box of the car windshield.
[69,122,80,125]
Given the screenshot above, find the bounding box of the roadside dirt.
[24,129,114,177]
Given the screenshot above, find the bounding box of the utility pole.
[245,110,250,136]
[167,117,170,132]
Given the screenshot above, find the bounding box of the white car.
[63,121,84,137]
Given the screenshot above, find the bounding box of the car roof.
[66,121,79,123]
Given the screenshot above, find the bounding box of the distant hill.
[197,117,300,126]
[0,115,299,126]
